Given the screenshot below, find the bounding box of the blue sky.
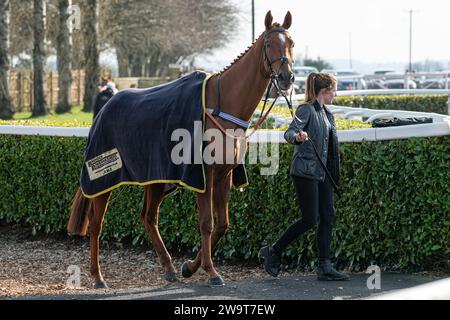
[195,0,450,72]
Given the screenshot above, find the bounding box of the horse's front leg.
[182,171,232,286]
[188,170,225,286]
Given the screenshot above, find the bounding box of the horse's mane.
[219,23,282,74]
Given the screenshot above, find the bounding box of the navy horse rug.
[80,71,248,198]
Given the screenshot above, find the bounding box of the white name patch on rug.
[86,148,123,181]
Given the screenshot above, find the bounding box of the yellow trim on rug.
[82,179,204,199]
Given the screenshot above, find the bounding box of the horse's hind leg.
[89,191,111,289]
[141,184,177,282]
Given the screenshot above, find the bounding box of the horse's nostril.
[278,73,294,87]
[280,73,293,82]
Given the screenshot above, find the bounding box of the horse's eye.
[265,43,271,48]
[291,42,295,48]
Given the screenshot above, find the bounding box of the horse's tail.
[67,187,91,236]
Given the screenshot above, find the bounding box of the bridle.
[205,27,296,140]
[261,27,293,80]
[257,27,296,133]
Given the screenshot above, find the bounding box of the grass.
[0,106,93,127]
[0,104,371,130]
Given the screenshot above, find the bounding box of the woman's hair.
[100,74,112,86]
[100,76,109,86]
[304,72,337,104]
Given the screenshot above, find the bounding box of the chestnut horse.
[67,10,295,288]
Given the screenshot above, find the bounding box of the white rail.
[1,98,449,143]
[366,278,450,300]
[0,126,89,137]
[1,120,449,144]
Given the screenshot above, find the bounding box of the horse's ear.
[282,11,292,29]
[264,10,273,30]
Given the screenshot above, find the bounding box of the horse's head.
[263,11,295,91]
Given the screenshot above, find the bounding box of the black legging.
[273,174,335,262]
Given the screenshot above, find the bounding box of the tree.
[0,0,14,119]
[82,0,99,112]
[32,0,48,117]
[10,0,33,60]
[8,0,237,114]
[55,0,72,113]
[100,0,237,77]
[303,57,333,72]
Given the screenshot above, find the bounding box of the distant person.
[93,79,118,119]
[96,75,118,94]
[98,75,109,90]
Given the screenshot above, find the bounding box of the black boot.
[317,260,350,281]
[259,245,281,277]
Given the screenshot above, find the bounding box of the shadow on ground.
[11,273,444,300]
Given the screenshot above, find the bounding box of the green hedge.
[334,94,449,115]
[0,135,449,272]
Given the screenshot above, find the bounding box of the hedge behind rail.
[0,134,449,272]
[333,94,449,115]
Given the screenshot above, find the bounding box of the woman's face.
[321,84,337,105]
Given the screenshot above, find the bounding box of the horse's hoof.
[207,276,225,287]
[94,281,108,289]
[165,271,179,283]
[181,261,194,278]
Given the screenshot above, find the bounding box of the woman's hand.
[295,131,308,143]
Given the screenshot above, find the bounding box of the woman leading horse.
[67,11,295,288]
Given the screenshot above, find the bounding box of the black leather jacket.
[284,101,340,185]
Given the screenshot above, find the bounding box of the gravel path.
[0,223,445,300]
[0,223,283,298]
